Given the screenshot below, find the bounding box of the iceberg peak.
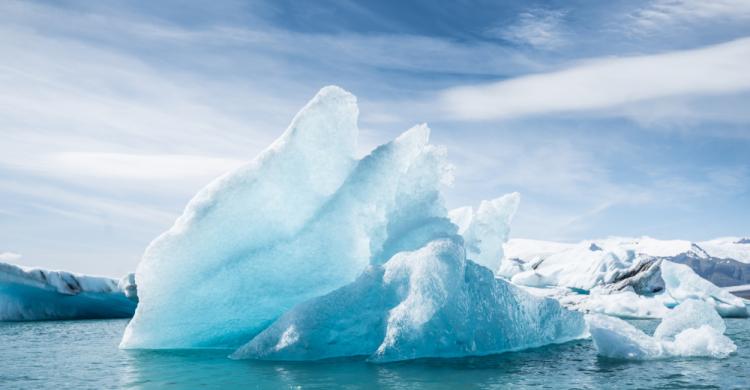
[449,192,521,273]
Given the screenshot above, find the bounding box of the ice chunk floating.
[587,300,737,360]
[121,86,586,361]
[0,262,136,321]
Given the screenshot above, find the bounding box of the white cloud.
[0,251,22,263]
[631,0,750,30]
[46,152,244,181]
[439,37,750,120]
[491,8,568,49]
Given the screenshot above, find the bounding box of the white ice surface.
[661,261,748,317]
[575,291,671,319]
[587,300,736,359]
[698,237,750,263]
[509,244,641,290]
[505,236,750,265]
[504,238,748,319]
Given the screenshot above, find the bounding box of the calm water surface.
[1,318,749,389]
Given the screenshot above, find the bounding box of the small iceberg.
[587,300,737,360]
[0,262,137,321]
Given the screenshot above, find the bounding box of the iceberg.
[504,238,748,318]
[587,300,736,359]
[573,291,670,319]
[0,262,136,321]
[122,85,587,362]
[509,244,655,292]
[505,236,750,287]
[122,86,454,349]
[660,261,747,318]
[231,238,586,362]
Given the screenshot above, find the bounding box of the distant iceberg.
[0,262,137,321]
[587,300,736,359]
[503,238,748,318]
[660,261,747,318]
[121,86,586,361]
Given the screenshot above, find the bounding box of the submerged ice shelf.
[120,85,587,361]
[0,262,137,321]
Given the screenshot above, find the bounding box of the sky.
[0,0,749,276]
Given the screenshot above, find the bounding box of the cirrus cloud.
[439,37,750,120]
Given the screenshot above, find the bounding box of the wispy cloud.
[0,180,176,228]
[38,153,243,181]
[439,37,750,121]
[631,0,750,30]
[489,8,568,49]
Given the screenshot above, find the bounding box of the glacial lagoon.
[2,318,749,389]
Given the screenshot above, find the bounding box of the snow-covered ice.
[660,261,747,318]
[698,237,750,263]
[587,300,736,359]
[0,262,136,321]
[573,291,671,319]
[232,237,586,362]
[504,238,748,318]
[505,237,750,285]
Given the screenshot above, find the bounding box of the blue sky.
[1,0,748,276]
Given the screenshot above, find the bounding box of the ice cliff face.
[121,86,586,361]
[0,262,136,321]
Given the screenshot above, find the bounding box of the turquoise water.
[1,319,749,389]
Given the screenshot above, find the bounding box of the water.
[1,319,749,389]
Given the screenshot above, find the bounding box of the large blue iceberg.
[121,86,586,361]
[0,262,136,321]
